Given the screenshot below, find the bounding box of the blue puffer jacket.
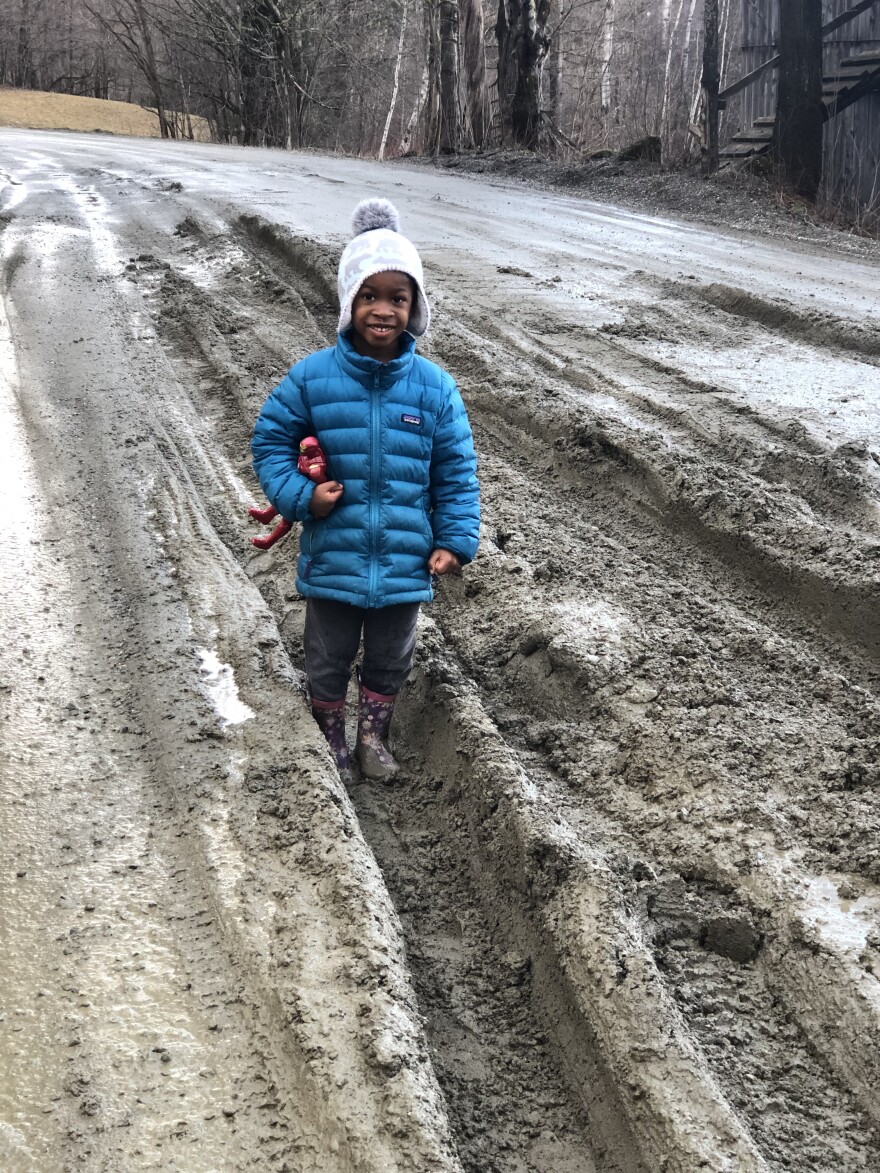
[251,330,480,608]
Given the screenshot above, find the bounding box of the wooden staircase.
[721,48,880,160]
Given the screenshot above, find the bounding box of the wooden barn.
[720,0,880,219]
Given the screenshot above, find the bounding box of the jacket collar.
[335,328,416,387]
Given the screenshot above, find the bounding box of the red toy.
[248,436,328,550]
[297,436,328,485]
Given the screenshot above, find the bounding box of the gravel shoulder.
[410,150,880,263]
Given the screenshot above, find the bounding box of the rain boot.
[311,697,351,782]
[354,680,399,781]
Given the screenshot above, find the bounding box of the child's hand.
[428,549,461,576]
[309,481,344,518]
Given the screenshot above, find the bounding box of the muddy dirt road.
[1,128,879,1172]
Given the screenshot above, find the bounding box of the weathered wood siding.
[732,0,880,213]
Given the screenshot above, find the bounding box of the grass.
[0,87,210,140]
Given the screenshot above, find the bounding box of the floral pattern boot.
[354,682,399,781]
[311,697,351,782]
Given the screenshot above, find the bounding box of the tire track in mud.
[0,184,462,1172]
[134,210,880,1170]
[665,278,880,361]
[426,294,880,1166]
[137,214,619,1171]
[0,240,313,1169]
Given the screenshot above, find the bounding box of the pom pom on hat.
[352,198,401,236]
[337,198,430,337]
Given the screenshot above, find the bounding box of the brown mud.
[1,131,879,1172]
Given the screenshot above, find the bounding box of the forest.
[3,0,860,206]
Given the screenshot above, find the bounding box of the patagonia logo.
[401,413,422,427]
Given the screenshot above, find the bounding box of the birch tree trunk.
[546,14,563,129]
[399,59,430,154]
[659,0,687,144]
[680,0,700,98]
[599,0,615,114]
[379,0,409,159]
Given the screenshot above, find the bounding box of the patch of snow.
[799,872,880,956]
[552,598,632,647]
[197,647,255,728]
[754,847,880,956]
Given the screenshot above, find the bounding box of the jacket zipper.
[368,372,380,606]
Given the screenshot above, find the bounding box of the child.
[251,199,480,782]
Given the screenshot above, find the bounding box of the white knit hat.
[337,199,430,337]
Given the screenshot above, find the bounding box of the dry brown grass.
[0,87,210,140]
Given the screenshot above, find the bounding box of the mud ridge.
[147,477,462,1172]
[644,875,880,1164]
[457,362,880,660]
[395,631,768,1173]
[427,523,880,1157]
[236,213,339,334]
[463,300,880,524]
[685,281,880,360]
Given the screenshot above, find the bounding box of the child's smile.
[351,271,415,361]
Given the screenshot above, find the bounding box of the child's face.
[350,270,414,361]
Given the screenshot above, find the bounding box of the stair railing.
[717,0,878,108]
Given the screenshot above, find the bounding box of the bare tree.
[496,0,553,148]
[86,0,175,135]
[16,0,39,88]
[423,0,442,149]
[421,0,462,153]
[379,0,410,159]
[700,0,719,173]
[599,0,614,113]
[460,0,487,146]
[439,0,461,150]
[773,0,824,199]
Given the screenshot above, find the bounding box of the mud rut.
[1,158,879,1172]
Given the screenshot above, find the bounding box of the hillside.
[0,87,208,139]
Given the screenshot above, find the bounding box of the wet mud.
[1,130,879,1172]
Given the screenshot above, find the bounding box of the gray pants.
[304,598,420,702]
